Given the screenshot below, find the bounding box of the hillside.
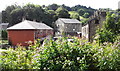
[1,4,95,27]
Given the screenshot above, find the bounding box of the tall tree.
[2,5,21,23]
[47,4,59,11]
[69,11,80,20]
[56,7,70,18]
[9,8,24,27]
[96,12,120,43]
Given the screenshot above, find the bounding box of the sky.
[0,0,120,11]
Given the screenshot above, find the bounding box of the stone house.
[55,18,82,37]
[82,11,106,42]
[7,20,53,46]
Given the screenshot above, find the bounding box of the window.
[95,19,99,24]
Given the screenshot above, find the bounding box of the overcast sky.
[0,0,119,11]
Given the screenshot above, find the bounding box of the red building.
[7,20,53,46]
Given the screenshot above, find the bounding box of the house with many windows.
[55,18,82,37]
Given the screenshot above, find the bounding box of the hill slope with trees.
[2,4,95,27]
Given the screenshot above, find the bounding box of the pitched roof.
[59,18,80,23]
[7,20,53,30]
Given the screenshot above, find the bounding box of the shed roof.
[59,18,80,24]
[7,20,53,30]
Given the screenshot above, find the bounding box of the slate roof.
[59,18,80,24]
[7,20,53,30]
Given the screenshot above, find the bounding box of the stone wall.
[89,11,106,42]
[82,11,106,42]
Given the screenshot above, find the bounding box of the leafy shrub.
[37,37,97,71]
[0,45,39,69]
[1,30,8,40]
[92,41,120,70]
[0,37,119,71]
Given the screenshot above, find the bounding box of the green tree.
[96,12,120,43]
[56,7,70,18]
[77,9,85,16]
[9,8,24,27]
[47,4,59,11]
[83,13,89,18]
[69,11,80,20]
[46,10,58,27]
[2,5,21,23]
[1,30,7,40]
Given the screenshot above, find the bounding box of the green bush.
[1,30,8,40]
[0,45,39,69]
[0,37,119,70]
[37,37,96,71]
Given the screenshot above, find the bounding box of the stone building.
[82,11,107,42]
[55,18,82,37]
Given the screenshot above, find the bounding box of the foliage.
[2,3,95,27]
[71,5,95,17]
[83,13,89,18]
[47,4,60,11]
[96,12,120,43]
[0,37,119,70]
[0,45,39,69]
[92,41,120,70]
[56,7,70,18]
[1,30,8,40]
[69,11,80,20]
[77,9,85,16]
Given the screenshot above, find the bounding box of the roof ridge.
[26,20,37,29]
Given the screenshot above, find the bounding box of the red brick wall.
[8,30,35,46]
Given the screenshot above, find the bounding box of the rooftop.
[59,18,80,24]
[7,20,53,30]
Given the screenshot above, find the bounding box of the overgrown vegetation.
[0,37,119,70]
[96,12,120,43]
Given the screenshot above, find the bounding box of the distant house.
[55,18,82,37]
[7,20,53,46]
[0,23,9,30]
[82,11,106,42]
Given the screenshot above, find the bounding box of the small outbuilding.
[7,20,53,46]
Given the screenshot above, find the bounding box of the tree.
[9,8,24,27]
[77,9,85,16]
[2,5,21,23]
[47,4,59,11]
[96,12,120,43]
[1,30,7,40]
[69,11,80,20]
[56,7,70,18]
[62,4,72,11]
[83,13,89,18]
